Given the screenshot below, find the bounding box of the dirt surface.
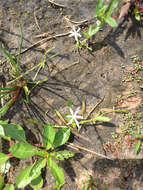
[0,0,143,189]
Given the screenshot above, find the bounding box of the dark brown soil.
[0,0,143,189]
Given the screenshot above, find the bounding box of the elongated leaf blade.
[53,128,70,148]
[105,0,118,18]
[47,157,65,189]
[94,115,111,122]
[16,165,33,188]
[0,45,18,73]
[95,0,104,16]
[0,175,4,190]
[2,184,14,190]
[0,152,9,165]
[2,123,26,143]
[9,143,37,158]
[105,16,118,27]
[0,101,12,119]
[30,158,46,180]
[43,124,55,149]
[134,140,141,154]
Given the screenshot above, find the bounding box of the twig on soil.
[67,142,113,160]
[64,15,88,27]
[49,0,66,8]
[34,8,40,30]
[85,96,105,120]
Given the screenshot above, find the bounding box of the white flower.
[69,25,81,42]
[66,107,83,128]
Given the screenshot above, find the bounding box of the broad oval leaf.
[53,128,70,148]
[0,152,9,165]
[16,165,33,188]
[30,175,43,190]
[43,124,55,149]
[47,157,65,189]
[3,123,26,143]
[9,143,37,158]
[30,158,46,180]
[3,184,15,190]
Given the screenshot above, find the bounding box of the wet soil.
[0,0,143,189]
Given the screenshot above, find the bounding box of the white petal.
[67,118,73,125]
[77,33,82,38]
[75,119,80,128]
[75,115,83,119]
[69,33,74,37]
[69,107,74,115]
[66,115,72,118]
[75,107,80,115]
[77,28,81,32]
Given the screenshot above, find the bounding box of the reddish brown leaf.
[119,2,131,19]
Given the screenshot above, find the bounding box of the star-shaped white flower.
[66,107,83,128]
[69,25,81,42]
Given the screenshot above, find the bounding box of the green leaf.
[2,123,26,143]
[51,150,74,161]
[94,115,111,122]
[30,158,46,180]
[47,157,65,189]
[134,140,141,154]
[53,128,70,148]
[0,101,12,119]
[30,175,43,189]
[0,45,18,75]
[43,124,55,150]
[132,134,143,139]
[2,184,15,190]
[105,16,118,27]
[95,5,108,18]
[0,175,4,190]
[95,0,104,16]
[0,152,9,165]
[139,85,143,89]
[9,143,37,158]
[105,0,118,18]
[16,165,33,188]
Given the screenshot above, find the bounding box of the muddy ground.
[0,0,143,189]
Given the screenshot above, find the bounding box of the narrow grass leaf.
[134,140,141,154]
[94,115,111,122]
[0,45,18,74]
